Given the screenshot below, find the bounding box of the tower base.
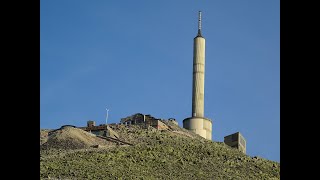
[183,117,212,140]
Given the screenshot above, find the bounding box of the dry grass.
[40,122,280,179]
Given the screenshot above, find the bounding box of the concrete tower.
[183,11,212,140]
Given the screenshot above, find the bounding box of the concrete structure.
[120,113,169,130]
[183,11,212,140]
[120,113,145,125]
[149,119,168,130]
[87,120,95,127]
[224,132,246,154]
[103,126,119,139]
[78,121,119,139]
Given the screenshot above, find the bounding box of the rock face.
[40,129,50,145]
[40,122,280,179]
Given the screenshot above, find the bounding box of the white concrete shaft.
[183,117,212,140]
[192,36,206,117]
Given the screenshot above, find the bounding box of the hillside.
[40,121,280,179]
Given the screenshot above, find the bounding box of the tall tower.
[183,11,212,140]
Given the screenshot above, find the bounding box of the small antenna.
[106,108,109,125]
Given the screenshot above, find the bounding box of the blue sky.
[40,0,279,162]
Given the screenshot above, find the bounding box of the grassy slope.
[40,124,280,179]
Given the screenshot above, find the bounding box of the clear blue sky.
[40,0,279,162]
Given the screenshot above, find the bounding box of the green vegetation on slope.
[40,124,279,179]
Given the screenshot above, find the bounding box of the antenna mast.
[197,11,202,37]
[106,108,109,125]
[198,11,202,31]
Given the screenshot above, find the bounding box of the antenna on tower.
[197,11,202,37]
[198,11,202,30]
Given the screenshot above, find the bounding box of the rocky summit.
[40,121,280,179]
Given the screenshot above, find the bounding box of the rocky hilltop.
[40,121,280,179]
